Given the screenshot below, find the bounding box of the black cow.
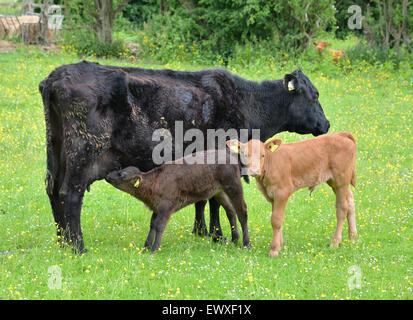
[39,61,329,253]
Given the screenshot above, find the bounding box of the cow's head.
[281,70,330,136]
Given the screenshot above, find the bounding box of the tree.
[86,0,131,43]
[377,0,410,53]
[361,0,412,56]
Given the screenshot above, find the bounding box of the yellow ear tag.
[134,178,140,188]
[270,144,278,152]
[229,143,240,154]
[288,81,295,91]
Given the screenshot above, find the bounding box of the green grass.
[0,45,412,300]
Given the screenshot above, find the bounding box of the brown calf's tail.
[351,165,356,187]
[338,131,356,144]
[337,132,356,187]
[339,131,357,187]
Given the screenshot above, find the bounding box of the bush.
[61,29,127,58]
[130,0,336,63]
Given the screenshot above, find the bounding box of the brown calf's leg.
[347,190,358,241]
[269,196,288,257]
[330,186,350,248]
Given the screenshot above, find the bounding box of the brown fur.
[106,150,250,252]
[313,42,345,63]
[314,41,331,53]
[227,132,357,257]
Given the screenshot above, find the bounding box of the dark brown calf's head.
[105,166,143,195]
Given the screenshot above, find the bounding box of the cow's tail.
[39,77,60,196]
[242,174,250,184]
[338,131,357,187]
[237,160,250,184]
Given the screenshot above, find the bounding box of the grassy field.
[0,45,412,300]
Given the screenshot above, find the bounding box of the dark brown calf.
[105,150,250,252]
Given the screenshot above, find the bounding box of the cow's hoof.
[231,236,240,244]
[74,247,88,255]
[192,225,208,237]
[243,241,251,249]
[269,250,279,258]
[212,235,229,244]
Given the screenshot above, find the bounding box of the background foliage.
[46,0,411,70]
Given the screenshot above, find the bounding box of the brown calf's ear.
[265,139,282,152]
[226,139,241,154]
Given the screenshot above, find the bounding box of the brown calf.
[105,150,250,252]
[227,132,357,257]
[313,41,345,63]
[314,41,331,53]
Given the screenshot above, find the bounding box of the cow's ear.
[226,140,241,154]
[283,74,300,93]
[265,139,282,152]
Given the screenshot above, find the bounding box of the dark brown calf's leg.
[221,184,249,248]
[151,208,173,253]
[213,192,239,244]
[144,212,157,249]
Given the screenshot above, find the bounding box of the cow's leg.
[46,170,67,246]
[57,160,90,254]
[213,192,239,244]
[60,184,86,254]
[45,128,67,245]
[347,189,358,241]
[208,198,225,242]
[269,196,288,258]
[192,200,208,236]
[144,212,157,249]
[330,186,350,248]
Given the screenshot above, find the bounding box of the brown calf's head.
[105,166,143,195]
[314,41,331,53]
[227,139,282,176]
